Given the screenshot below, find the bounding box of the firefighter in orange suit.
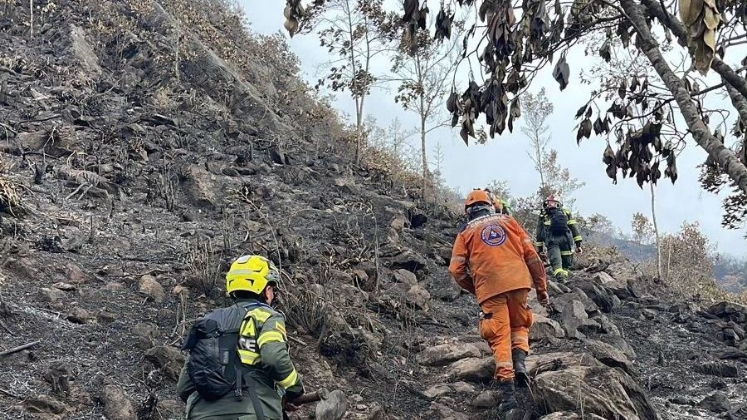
[449,189,549,413]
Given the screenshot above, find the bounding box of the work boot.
[512,349,529,388]
[497,380,518,412]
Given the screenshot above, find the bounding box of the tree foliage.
[631,212,654,245]
[522,87,553,191]
[287,0,747,228]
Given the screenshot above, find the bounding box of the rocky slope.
[1,1,746,420]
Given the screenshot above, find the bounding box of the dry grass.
[0,159,25,217]
[184,239,224,297]
[281,285,329,338]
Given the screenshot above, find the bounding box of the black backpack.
[181,302,272,402]
[549,208,569,235]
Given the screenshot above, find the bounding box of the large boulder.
[145,346,185,381]
[446,357,494,383]
[574,278,621,313]
[530,314,565,340]
[386,249,427,272]
[426,402,470,420]
[417,343,482,367]
[405,284,431,310]
[708,302,747,324]
[392,269,418,285]
[139,275,165,303]
[181,164,217,209]
[526,352,602,375]
[559,300,602,339]
[600,264,637,299]
[100,385,136,420]
[534,365,658,420]
[582,338,633,372]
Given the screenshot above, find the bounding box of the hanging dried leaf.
[665,152,678,183]
[680,0,723,75]
[446,92,458,113]
[510,98,521,119]
[630,77,640,92]
[577,118,592,144]
[617,21,630,47]
[618,79,627,99]
[435,8,455,42]
[585,106,593,119]
[417,4,429,30]
[403,0,418,22]
[575,104,588,119]
[552,54,570,90]
[651,160,661,184]
[606,163,618,184]
[593,116,605,135]
[636,163,650,188]
[599,39,611,62]
[603,144,615,165]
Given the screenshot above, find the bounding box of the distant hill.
[585,231,747,292]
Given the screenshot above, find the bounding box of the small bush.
[281,286,328,338]
[0,160,25,217]
[184,239,224,297]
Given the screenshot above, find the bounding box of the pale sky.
[240,0,746,256]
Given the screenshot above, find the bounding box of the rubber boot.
[497,380,518,412]
[512,349,529,388]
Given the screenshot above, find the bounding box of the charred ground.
[0,1,746,420]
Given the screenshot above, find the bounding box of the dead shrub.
[281,286,328,338]
[184,239,224,297]
[0,160,25,217]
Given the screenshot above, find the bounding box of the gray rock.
[582,338,633,372]
[139,275,165,303]
[417,343,482,367]
[70,25,103,77]
[535,365,657,420]
[699,392,731,413]
[101,385,136,420]
[393,269,418,285]
[406,284,431,310]
[423,384,452,399]
[530,314,566,340]
[471,390,499,408]
[446,357,494,383]
[427,402,470,420]
[145,346,185,381]
[560,300,601,339]
[67,307,90,324]
[695,361,740,378]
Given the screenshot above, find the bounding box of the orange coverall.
[449,213,548,382]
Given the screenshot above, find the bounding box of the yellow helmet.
[226,255,280,296]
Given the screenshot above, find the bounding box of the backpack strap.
[234,301,269,420]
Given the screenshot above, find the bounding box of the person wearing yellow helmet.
[177,255,305,420]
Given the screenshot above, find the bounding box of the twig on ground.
[288,335,308,347]
[0,340,41,358]
[0,387,22,399]
[0,319,14,335]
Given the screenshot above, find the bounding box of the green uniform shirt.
[176,299,304,420]
[534,207,582,249]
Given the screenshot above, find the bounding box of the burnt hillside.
[1,2,746,420]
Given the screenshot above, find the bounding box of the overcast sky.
[240,0,746,256]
